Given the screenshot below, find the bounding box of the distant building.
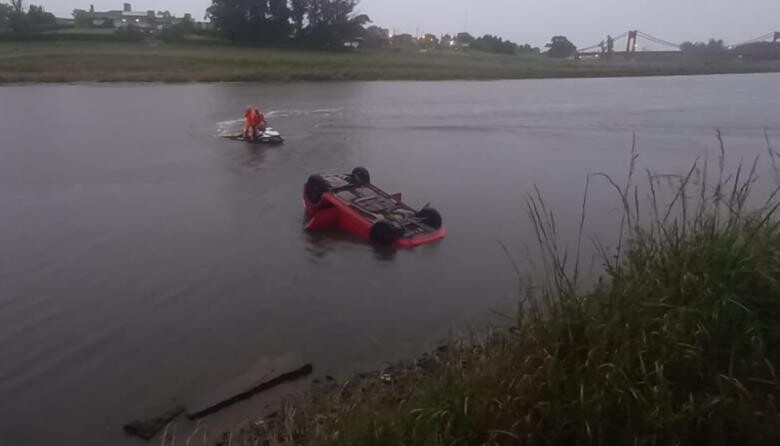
[83,3,191,33]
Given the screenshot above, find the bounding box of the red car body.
[303,168,446,248]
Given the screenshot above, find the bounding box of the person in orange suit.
[243,106,256,141]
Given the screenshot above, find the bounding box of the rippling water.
[1,75,779,445]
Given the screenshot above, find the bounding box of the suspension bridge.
[577,30,780,57]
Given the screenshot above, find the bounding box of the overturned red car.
[303,167,446,247]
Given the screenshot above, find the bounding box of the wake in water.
[215,118,244,136]
[215,108,343,136]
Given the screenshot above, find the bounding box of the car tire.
[305,175,329,204]
[370,220,401,246]
[416,207,442,229]
[352,167,370,185]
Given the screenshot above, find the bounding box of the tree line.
[358,28,541,56]
[1,0,577,59]
[453,32,539,55]
[680,38,780,61]
[680,39,727,55]
[0,1,56,33]
[207,0,370,45]
[206,0,548,55]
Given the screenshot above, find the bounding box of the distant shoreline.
[2,41,779,84]
[3,69,780,87]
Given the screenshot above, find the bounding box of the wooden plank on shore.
[186,353,312,420]
[123,405,185,440]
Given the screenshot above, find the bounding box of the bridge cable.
[637,31,681,49]
[731,32,775,47]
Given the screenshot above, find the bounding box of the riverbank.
[2,41,780,83]
[217,149,780,445]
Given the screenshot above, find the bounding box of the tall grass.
[224,134,780,446]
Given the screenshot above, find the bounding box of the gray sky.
[39,0,780,48]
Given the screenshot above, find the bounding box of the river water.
[1,75,779,445]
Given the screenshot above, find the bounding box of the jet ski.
[224,128,284,145]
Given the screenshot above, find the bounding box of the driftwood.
[187,354,312,420]
[123,405,185,440]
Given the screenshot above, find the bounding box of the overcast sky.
[40,0,780,48]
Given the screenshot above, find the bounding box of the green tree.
[455,32,475,46]
[419,33,438,49]
[290,0,307,37]
[208,0,369,45]
[516,43,540,55]
[207,0,267,41]
[206,0,241,39]
[0,3,12,29]
[680,39,728,56]
[303,1,370,46]
[363,25,389,48]
[72,8,92,28]
[26,4,55,27]
[8,0,27,33]
[390,33,417,50]
[268,0,292,40]
[545,35,576,57]
[473,34,519,55]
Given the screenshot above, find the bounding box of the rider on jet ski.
[254,108,267,133]
[243,106,268,141]
[243,106,257,141]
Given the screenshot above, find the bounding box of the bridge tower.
[626,30,638,52]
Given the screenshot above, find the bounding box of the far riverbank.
[2,41,780,83]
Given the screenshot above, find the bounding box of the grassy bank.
[1,40,780,83]
[213,139,780,446]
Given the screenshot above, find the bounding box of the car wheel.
[370,220,401,246]
[305,175,330,204]
[352,167,370,185]
[416,207,442,229]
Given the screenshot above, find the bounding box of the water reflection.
[302,226,398,263]
[371,244,399,262]
[239,145,268,170]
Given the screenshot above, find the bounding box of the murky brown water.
[1,75,779,445]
